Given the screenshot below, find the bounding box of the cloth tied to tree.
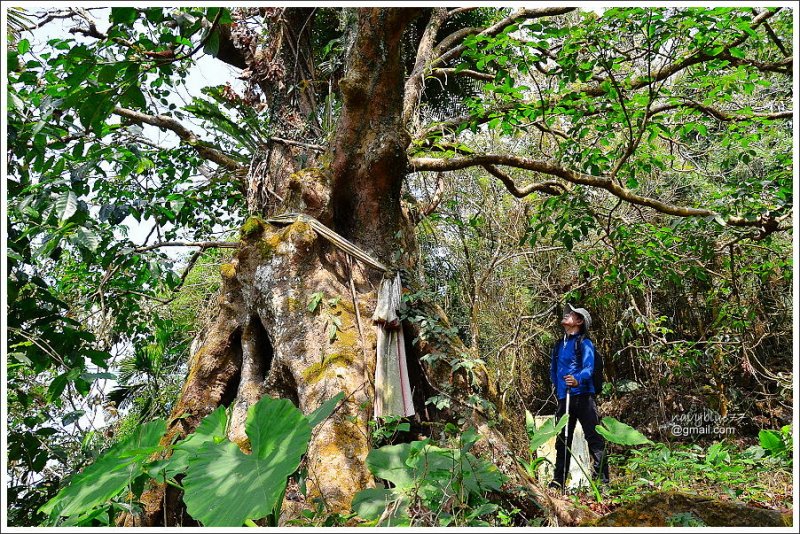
[372,273,415,418]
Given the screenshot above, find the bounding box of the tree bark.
[331,8,421,261]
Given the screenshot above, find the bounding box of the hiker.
[549,303,609,490]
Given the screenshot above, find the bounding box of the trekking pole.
[563,388,570,490]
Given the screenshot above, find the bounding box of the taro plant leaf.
[181,397,312,526]
[305,391,344,429]
[596,416,653,446]
[365,442,417,490]
[354,443,420,525]
[39,419,166,520]
[147,405,228,482]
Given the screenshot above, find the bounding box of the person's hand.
[564,375,578,387]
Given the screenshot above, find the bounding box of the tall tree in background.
[6,6,793,526]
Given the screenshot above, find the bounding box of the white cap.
[565,303,592,330]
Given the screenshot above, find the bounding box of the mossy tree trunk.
[139,8,419,525]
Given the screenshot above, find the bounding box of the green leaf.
[79,372,117,381]
[120,85,146,110]
[203,29,220,56]
[525,409,536,436]
[728,46,745,59]
[527,413,569,452]
[351,488,410,526]
[359,438,504,526]
[54,190,78,223]
[327,322,338,341]
[366,442,418,490]
[47,372,71,402]
[307,292,324,312]
[595,417,652,446]
[367,439,504,494]
[182,397,312,526]
[39,419,166,518]
[758,429,785,455]
[17,39,31,55]
[306,391,344,428]
[61,410,86,426]
[78,91,112,131]
[71,227,101,252]
[111,7,138,26]
[150,406,228,481]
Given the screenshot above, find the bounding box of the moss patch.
[283,221,316,246]
[220,263,237,279]
[302,351,357,384]
[289,168,330,190]
[240,216,267,239]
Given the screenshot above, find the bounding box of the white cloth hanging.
[372,273,415,418]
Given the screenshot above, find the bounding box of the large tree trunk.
[134,7,587,527]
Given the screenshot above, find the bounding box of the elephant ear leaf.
[147,405,228,482]
[181,397,312,526]
[39,419,166,520]
[596,416,652,446]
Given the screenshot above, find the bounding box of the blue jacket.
[550,333,596,399]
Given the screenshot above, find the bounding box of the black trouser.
[553,393,609,485]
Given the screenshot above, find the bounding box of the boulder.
[590,491,790,527]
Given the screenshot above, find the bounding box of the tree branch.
[648,100,793,122]
[447,7,479,18]
[753,7,790,58]
[717,51,792,75]
[403,7,449,125]
[410,153,774,228]
[429,68,494,82]
[133,241,239,253]
[432,7,577,68]
[482,164,566,197]
[113,107,246,172]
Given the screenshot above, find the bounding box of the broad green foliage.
[6,7,248,522]
[148,405,228,482]
[39,419,166,521]
[353,429,505,526]
[182,393,343,526]
[596,417,653,446]
[182,398,311,527]
[37,393,343,527]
